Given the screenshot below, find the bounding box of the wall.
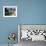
[0,0,46,44]
[0,0,18,44]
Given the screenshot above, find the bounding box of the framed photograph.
[3,6,17,17]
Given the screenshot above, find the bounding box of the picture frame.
[3,6,17,17]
